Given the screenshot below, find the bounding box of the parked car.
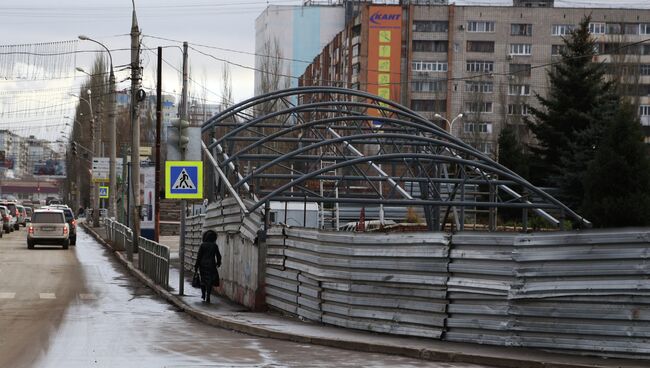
[49,205,76,245]
[0,205,15,233]
[27,208,70,249]
[16,205,27,227]
[24,207,33,223]
[0,201,21,231]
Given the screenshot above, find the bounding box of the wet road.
[0,226,494,368]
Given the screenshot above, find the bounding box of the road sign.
[92,157,124,182]
[165,161,203,199]
[99,186,109,199]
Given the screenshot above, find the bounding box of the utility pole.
[155,47,162,242]
[178,41,189,296]
[93,97,102,227]
[108,63,117,221]
[129,1,141,261]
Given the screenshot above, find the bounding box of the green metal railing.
[104,218,169,289]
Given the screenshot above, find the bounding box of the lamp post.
[78,35,117,225]
[434,113,464,134]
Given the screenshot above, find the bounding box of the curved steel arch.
[201,86,590,230]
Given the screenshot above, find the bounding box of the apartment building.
[299,0,650,157]
[254,1,348,96]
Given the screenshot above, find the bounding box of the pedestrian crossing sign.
[99,186,109,199]
[165,161,203,199]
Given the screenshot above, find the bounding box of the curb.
[81,224,645,368]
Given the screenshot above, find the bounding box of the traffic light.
[71,141,77,156]
[170,118,190,151]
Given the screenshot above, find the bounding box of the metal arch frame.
[202,86,591,229]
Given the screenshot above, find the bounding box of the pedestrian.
[194,230,221,303]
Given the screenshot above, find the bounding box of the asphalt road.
[0,225,494,368]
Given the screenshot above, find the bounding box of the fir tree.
[497,124,529,179]
[526,16,618,208]
[581,103,650,227]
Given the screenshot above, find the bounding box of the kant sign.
[369,12,401,25]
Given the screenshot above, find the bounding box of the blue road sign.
[99,186,109,199]
[165,161,203,199]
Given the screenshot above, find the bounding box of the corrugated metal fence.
[184,210,650,358]
[266,227,650,358]
[183,214,205,272]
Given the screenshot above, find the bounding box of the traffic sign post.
[99,186,109,199]
[165,161,203,199]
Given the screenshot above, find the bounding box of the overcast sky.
[1,0,648,141]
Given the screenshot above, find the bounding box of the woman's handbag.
[191,270,201,288]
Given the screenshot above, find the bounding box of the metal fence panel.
[266,226,450,339]
[138,236,170,289]
[444,232,517,346]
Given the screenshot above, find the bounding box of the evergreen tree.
[526,16,618,208]
[581,103,650,227]
[497,124,529,179]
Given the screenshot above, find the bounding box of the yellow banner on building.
[367,5,402,115]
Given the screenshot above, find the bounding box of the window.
[641,23,650,35]
[412,80,445,93]
[352,63,360,76]
[463,122,493,133]
[467,21,495,33]
[412,61,448,73]
[509,63,531,77]
[467,41,495,53]
[511,23,532,36]
[32,213,65,224]
[413,21,448,33]
[352,44,360,57]
[509,43,532,55]
[466,60,494,73]
[606,23,622,35]
[552,24,573,36]
[551,44,566,56]
[465,102,493,113]
[411,99,446,112]
[641,105,650,116]
[465,81,493,93]
[508,103,529,115]
[589,22,606,35]
[643,45,650,55]
[413,40,448,53]
[471,141,494,154]
[641,65,650,76]
[624,23,640,35]
[641,105,650,126]
[508,84,530,96]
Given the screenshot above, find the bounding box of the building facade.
[299,1,650,157]
[254,2,348,96]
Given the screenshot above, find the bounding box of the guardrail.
[103,218,170,290]
[138,237,170,289]
[104,218,134,255]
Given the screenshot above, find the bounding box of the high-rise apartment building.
[299,1,650,157]
[254,1,348,96]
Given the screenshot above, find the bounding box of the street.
[0,226,492,368]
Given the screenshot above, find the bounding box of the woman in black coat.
[194,230,221,303]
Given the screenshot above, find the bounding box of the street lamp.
[434,113,464,134]
[79,34,117,225]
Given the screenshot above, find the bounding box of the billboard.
[367,5,402,112]
[33,159,65,177]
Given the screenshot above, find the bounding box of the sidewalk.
[83,224,648,368]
